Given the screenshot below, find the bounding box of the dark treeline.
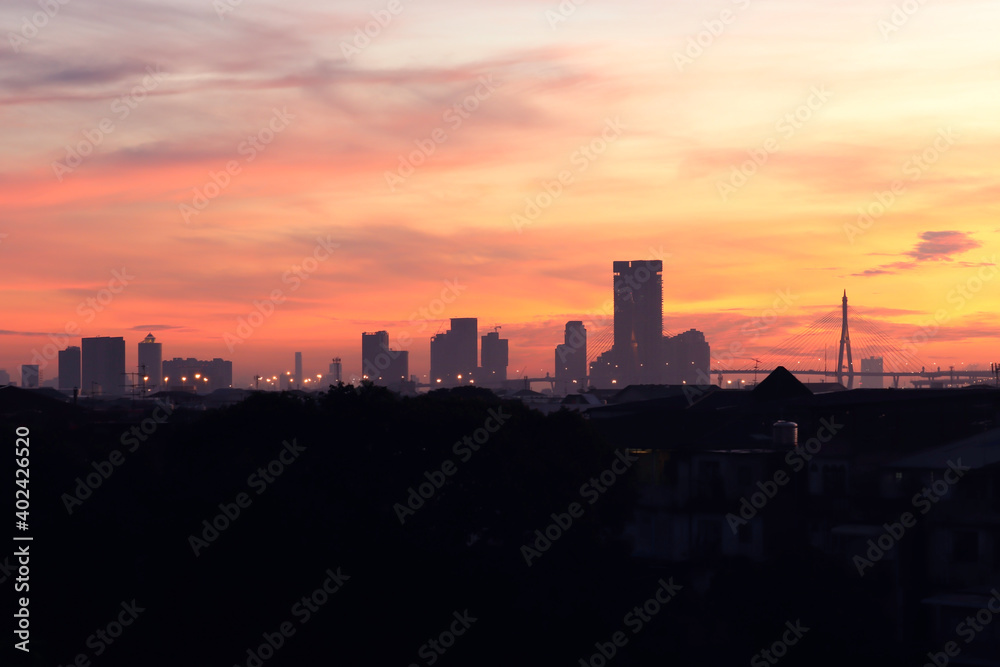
[5,385,899,666]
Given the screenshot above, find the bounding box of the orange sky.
[2,0,999,387]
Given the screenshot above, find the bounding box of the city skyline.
[2,1,999,389]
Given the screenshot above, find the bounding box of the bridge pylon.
[836,290,854,388]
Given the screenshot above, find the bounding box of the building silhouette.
[860,356,884,388]
[613,260,663,384]
[58,345,81,391]
[555,321,587,393]
[481,329,509,385]
[0,369,10,386]
[361,332,408,388]
[20,365,39,389]
[294,352,303,389]
[663,329,711,385]
[329,358,343,384]
[430,318,478,386]
[82,336,126,396]
[162,357,232,392]
[138,334,162,391]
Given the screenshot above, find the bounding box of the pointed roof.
[752,366,813,401]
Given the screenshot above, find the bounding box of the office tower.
[663,329,711,385]
[58,346,82,390]
[20,365,39,389]
[294,352,303,388]
[162,358,233,392]
[555,321,587,393]
[0,370,9,386]
[860,356,884,389]
[612,260,663,385]
[329,358,343,384]
[82,336,126,396]
[361,332,408,388]
[481,329,509,384]
[137,334,162,391]
[430,318,478,386]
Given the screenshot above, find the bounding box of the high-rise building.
[82,336,126,396]
[329,358,343,384]
[58,346,82,390]
[612,260,663,385]
[361,332,408,388]
[137,334,162,391]
[663,329,711,385]
[294,352,303,388]
[430,318,478,386]
[555,321,587,393]
[0,370,9,386]
[860,356,884,389]
[20,365,39,389]
[162,358,232,392]
[481,329,509,385]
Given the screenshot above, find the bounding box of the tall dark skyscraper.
[361,332,408,388]
[430,318,478,386]
[294,352,303,388]
[82,336,126,396]
[555,320,587,392]
[481,329,509,385]
[138,334,162,391]
[58,345,81,390]
[612,260,663,385]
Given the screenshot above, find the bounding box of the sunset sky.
[2,0,999,387]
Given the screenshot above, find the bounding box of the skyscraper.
[294,352,303,389]
[663,329,711,385]
[329,358,343,384]
[138,334,162,391]
[82,336,126,396]
[555,321,587,392]
[20,365,39,389]
[430,318,478,386]
[612,260,663,385]
[481,329,509,385]
[58,345,82,390]
[860,356,884,389]
[361,332,408,388]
